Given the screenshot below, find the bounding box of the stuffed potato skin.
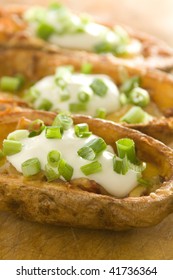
[0,109,173,231]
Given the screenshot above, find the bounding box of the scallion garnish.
[3,140,22,156]
[55,66,73,89]
[77,137,107,160]
[21,158,41,177]
[24,88,40,103]
[77,90,91,103]
[7,130,29,141]
[28,119,45,137]
[37,23,55,40]
[129,87,150,107]
[120,76,140,94]
[81,62,93,74]
[45,126,63,139]
[95,107,106,119]
[116,138,136,164]
[80,161,102,175]
[52,113,73,130]
[69,102,87,113]
[38,98,52,111]
[120,106,146,124]
[90,78,108,97]
[45,164,60,182]
[58,159,73,181]
[113,155,129,175]
[74,123,92,138]
[119,93,129,106]
[60,90,70,101]
[0,76,23,92]
[47,150,61,167]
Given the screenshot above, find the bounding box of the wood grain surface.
[0,0,173,260]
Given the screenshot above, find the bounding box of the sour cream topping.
[31,73,120,116]
[7,128,139,198]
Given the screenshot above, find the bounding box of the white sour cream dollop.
[7,128,139,198]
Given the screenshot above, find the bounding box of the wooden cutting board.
[1,211,173,260]
[0,0,173,260]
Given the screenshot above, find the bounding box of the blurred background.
[1,0,173,47]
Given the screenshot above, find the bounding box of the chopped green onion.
[45,164,60,182]
[7,130,29,141]
[24,88,40,103]
[36,23,55,40]
[74,123,92,138]
[60,90,70,101]
[47,150,61,167]
[78,137,107,160]
[113,155,129,175]
[0,76,23,92]
[28,119,45,137]
[95,107,106,119]
[116,138,136,164]
[58,159,73,181]
[69,102,87,113]
[77,90,91,103]
[81,62,93,74]
[129,87,150,107]
[137,177,151,186]
[120,106,147,124]
[38,98,52,111]
[3,140,22,156]
[48,2,64,10]
[120,76,140,94]
[90,78,108,97]
[55,66,73,89]
[80,161,102,175]
[119,93,129,106]
[21,157,41,177]
[94,41,113,54]
[45,126,63,139]
[129,161,146,173]
[0,149,4,160]
[52,113,73,130]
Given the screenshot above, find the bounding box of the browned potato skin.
[0,47,173,145]
[0,5,173,71]
[0,108,173,231]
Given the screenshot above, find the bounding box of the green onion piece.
[45,126,63,139]
[7,130,29,141]
[120,76,140,94]
[3,140,22,156]
[45,164,60,182]
[0,149,4,160]
[77,90,91,103]
[119,93,129,106]
[15,74,25,87]
[95,107,106,119]
[28,119,45,137]
[0,76,23,92]
[90,78,108,97]
[74,123,92,138]
[52,113,73,130]
[113,155,129,175]
[60,90,70,101]
[36,23,55,40]
[58,159,73,181]
[80,161,102,175]
[78,137,107,160]
[77,146,95,161]
[21,157,41,177]
[48,2,64,10]
[116,138,136,164]
[120,106,147,124]
[94,41,113,54]
[81,62,93,74]
[137,177,151,186]
[129,87,150,107]
[47,150,61,167]
[129,161,146,173]
[55,66,73,89]
[69,102,87,113]
[38,98,52,111]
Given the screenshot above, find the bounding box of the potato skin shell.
[0,110,173,231]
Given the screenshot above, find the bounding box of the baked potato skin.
[0,5,173,71]
[0,47,173,145]
[0,109,173,231]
